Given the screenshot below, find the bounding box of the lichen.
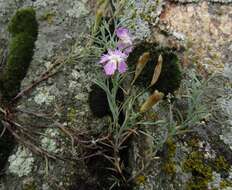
[0,8,38,101]
[220,179,232,189]
[208,172,222,189]
[218,92,232,150]
[66,0,89,18]
[23,179,37,190]
[67,107,77,123]
[41,128,60,153]
[120,0,164,40]
[8,146,35,177]
[39,11,56,24]
[214,156,230,173]
[184,136,232,190]
[162,138,177,175]
[33,86,56,105]
[183,151,213,190]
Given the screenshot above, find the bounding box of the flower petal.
[114,49,127,59]
[116,27,129,39]
[124,46,133,55]
[104,61,117,75]
[117,42,133,55]
[99,54,109,64]
[116,27,132,44]
[118,61,127,73]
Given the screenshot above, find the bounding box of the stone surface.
[0,0,232,189]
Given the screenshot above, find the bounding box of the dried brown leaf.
[131,52,150,86]
[150,54,163,87]
[140,90,164,113]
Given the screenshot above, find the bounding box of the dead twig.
[11,56,66,103]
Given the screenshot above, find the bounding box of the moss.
[187,137,200,149]
[67,107,77,123]
[0,8,38,101]
[162,138,177,175]
[0,33,37,99]
[23,182,37,190]
[39,11,55,24]
[127,42,182,96]
[135,175,146,185]
[8,8,38,37]
[220,179,232,189]
[183,151,213,190]
[162,161,176,174]
[166,138,177,158]
[214,156,230,173]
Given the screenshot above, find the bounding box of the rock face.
[0,0,232,190]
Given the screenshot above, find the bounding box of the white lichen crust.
[41,128,60,153]
[120,0,164,40]
[8,146,35,177]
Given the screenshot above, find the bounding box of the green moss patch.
[161,138,177,175]
[0,7,38,173]
[8,8,38,37]
[183,151,213,190]
[0,8,38,101]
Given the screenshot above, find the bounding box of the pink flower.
[99,49,128,75]
[116,27,133,55]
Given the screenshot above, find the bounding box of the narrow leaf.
[140,90,164,113]
[131,52,150,86]
[150,54,163,87]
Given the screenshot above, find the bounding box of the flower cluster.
[99,27,133,76]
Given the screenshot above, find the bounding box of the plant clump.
[127,42,182,96]
[0,8,38,101]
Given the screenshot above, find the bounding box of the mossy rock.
[161,138,177,175]
[183,151,213,190]
[0,33,37,100]
[0,8,38,101]
[127,42,182,96]
[8,8,38,37]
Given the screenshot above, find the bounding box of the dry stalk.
[11,55,66,103]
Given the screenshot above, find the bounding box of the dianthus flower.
[99,49,128,76]
[116,27,133,55]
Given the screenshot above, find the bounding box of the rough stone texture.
[0,0,101,189]
[137,1,232,189]
[159,1,232,74]
[0,0,232,190]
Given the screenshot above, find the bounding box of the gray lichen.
[223,63,232,82]
[41,128,60,153]
[33,85,57,105]
[8,146,34,177]
[120,0,164,40]
[66,0,89,18]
